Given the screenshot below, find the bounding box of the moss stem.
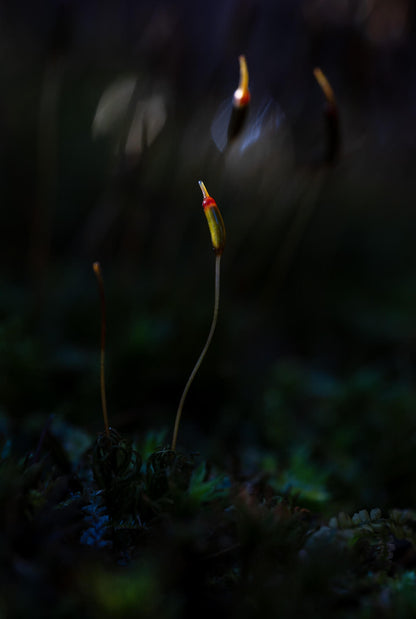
[93,262,110,438]
[171,254,221,451]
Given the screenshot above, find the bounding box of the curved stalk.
[93,261,110,438]
[171,254,221,451]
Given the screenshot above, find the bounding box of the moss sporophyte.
[171,181,225,451]
[227,55,251,145]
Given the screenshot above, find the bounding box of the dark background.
[2,0,416,512]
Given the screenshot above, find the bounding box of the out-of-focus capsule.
[227,55,251,144]
[313,67,340,164]
[198,181,226,256]
[233,55,251,107]
[313,67,336,109]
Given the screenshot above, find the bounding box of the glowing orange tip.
[233,55,250,108]
[313,67,336,107]
[93,261,101,276]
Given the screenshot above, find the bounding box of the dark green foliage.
[92,428,143,522]
[145,448,194,502]
[3,418,416,617]
[261,361,416,513]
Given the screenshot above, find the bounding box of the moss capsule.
[227,55,250,143]
[313,67,336,108]
[233,55,250,108]
[313,67,340,164]
[198,181,226,255]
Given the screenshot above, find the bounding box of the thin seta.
[92,261,142,514]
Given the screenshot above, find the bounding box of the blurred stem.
[30,61,62,311]
[264,170,326,295]
[171,254,221,451]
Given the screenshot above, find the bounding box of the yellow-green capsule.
[198,181,226,256]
